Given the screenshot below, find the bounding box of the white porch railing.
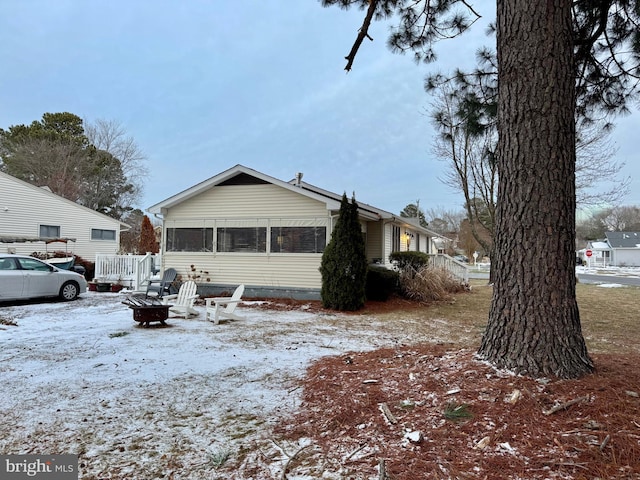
[428,254,469,283]
[94,253,160,291]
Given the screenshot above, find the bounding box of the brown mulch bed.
[246,294,425,315]
[241,297,640,479]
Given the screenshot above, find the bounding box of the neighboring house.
[147,164,450,299]
[583,240,612,266]
[605,231,640,267]
[584,232,640,267]
[0,171,128,261]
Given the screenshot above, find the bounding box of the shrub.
[365,265,399,301]
[399,265,469,303]
[73,255,94,280]
[389,251,431,271]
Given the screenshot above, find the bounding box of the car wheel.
[59,281,80,301]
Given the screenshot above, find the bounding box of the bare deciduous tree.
[423,206,465,236]
[575,124,630,206]
[430,86,497,258]
[84,118,148,213]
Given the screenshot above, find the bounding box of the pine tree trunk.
[477,0,594,378]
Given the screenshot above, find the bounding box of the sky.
[0,1,638,218]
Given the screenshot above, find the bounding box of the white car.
[0,254,87,302]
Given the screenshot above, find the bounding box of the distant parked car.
[0,254,87,302]
[453,255,469,263]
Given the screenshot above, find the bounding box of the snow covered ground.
[2,272,637,478]
[0,292,401,479]
[576,265,640,277]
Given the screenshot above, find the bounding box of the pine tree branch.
[345,0,378,71]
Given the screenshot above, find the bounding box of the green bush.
[365,265,399,301]
[320,194,368,310]
[389,251,431,271]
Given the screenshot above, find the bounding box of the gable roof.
[0,171,129,230]
[587,241,610,250]
[605,231,640,248]
[147,164,341,214]
[147,164,445,238]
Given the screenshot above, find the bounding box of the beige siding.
[160,183,330,289]
[0,173,122,260]
[161,253,322,289]
[166,184,329,219]
[383,223,392,263]
[366,221,384,262]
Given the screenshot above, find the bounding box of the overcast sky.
[1,1,638,217]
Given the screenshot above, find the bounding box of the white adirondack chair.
[205,284,245,324]
[161,281,200,318]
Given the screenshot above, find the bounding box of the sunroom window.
[270,226,326,253]
[217,227,266,253]
[166,227,213,252]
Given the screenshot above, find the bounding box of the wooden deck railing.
[94,253,160,291]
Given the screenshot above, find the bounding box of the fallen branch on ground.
[378,458,387,480]
[269,439,313,480]
[542,395,591,416]
[342,442,367,462]
[379,403,397,424]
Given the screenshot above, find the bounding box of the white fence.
[94,253,160,291]
[428,254,469,283]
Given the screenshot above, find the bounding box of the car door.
[0,257,25,300]
[16,257,59,298]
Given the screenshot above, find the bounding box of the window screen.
[270,226,326,253]
[217,227,266,252]
[166,228,213,252]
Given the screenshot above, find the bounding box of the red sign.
[585,249,593,257]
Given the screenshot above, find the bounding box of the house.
[605,231,640,267]
[583,232,640,267]
[147,164,450,299]
[582,240,611,266]
[0,171,128,261]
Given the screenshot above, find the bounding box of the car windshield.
[16,257,52,272]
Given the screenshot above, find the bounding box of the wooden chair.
[146,268,177,298]
[205,284,245,324]
[161,280,199,318]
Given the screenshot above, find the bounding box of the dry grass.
[399,266,470,303]
[577,282,640,354]
[366,279,640,355]
[235,280,640,479]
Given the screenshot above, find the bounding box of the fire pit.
[122,296,173,327]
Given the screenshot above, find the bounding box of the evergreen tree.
[138,215,159,254]
[320,193,368,310]
[0,112,143,219]
[400,202,428,227]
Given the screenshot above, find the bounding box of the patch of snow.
[0,292,396,478]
